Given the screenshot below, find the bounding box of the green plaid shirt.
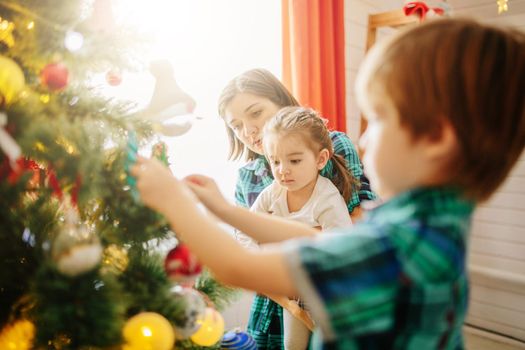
[285,187,473,349]
[235,131,375,349]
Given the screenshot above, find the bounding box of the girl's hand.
[131,157,197,215]
[184,174,230,216]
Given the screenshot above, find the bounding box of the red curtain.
[282,0,346,132]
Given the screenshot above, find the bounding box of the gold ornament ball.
[0,319,35,350]
[0,55,25,106]
[101,244,129,274]
[123,312,175,350]
[190,307,225,346]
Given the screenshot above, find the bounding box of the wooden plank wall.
[344,0,525,345]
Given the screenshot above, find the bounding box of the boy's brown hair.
[263,106,359,204]
[358,18,525,202]
[218,68,300,161]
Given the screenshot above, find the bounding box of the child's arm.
[131,157,309,295]
[164,197,297,296]
[184,174,318,243]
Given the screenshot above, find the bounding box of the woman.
[218,68,374,349]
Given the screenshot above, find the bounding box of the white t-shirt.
[251,175,352,230]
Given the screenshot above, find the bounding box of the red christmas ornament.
[40,63,69,91]
[404,2,429,20]
[403,1,447,21]
[46,167,82,206]
[164,244,202,284]
[105,69,122,86]
[1,157,41,185]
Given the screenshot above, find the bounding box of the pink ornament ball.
[105,69,122,86]
[40,63,69,91]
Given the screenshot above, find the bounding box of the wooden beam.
[369,9,419,29]
[359,9,419,141]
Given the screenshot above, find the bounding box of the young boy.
[132,19,525,348]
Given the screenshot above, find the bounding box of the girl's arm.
[218,204,318,243]
[185,174,318,243]
[130,157,310,295]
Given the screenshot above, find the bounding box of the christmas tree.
[0,1,238,349]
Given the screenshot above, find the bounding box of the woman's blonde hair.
[218,68,300,161]
[264,107,359,203]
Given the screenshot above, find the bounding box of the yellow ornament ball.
[190,307,225,346]
[123,312,175,350]
[0,55,25,106]
[0,319,35,350]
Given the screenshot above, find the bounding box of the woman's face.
[224,92,281,155]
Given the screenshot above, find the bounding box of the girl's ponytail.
[331,153,360,204]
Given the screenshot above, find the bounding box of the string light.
[101,244,129,274]
[39,94,50,104]
[0,1,67,32]
[34,142,46,152]
[0,17,15,47]
[497,0,509,14]
[64,31,84,52]
[0,319,35,350]
[0,1,85,46]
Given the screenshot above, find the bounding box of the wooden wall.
[344,0,525,345]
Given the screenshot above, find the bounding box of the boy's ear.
[317,148,330,170]
[423,119,458,161]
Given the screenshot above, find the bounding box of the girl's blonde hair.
[218,68,300,161]
[264,107,359,203]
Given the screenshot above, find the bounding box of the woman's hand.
[184,174,230,217]
[131,157,197,215]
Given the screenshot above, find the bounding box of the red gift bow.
[403,2,445,21]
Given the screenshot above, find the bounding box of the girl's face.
[224,93,281,155]
[264,133,328,193]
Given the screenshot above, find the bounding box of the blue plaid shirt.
[285,187,473,349]
[236,131,375,349]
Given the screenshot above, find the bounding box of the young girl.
[254,106,354,231]
[132,18,525,348]
[254,106,354,349]
[218,68,374,349]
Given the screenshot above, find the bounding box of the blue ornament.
[220,330,257,350]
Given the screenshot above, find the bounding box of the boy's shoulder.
[347,187,473,278]
[298,187,474,276]
[285,188,473,347]
[366,187,474,225]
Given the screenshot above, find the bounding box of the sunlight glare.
[109,0,281,200]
